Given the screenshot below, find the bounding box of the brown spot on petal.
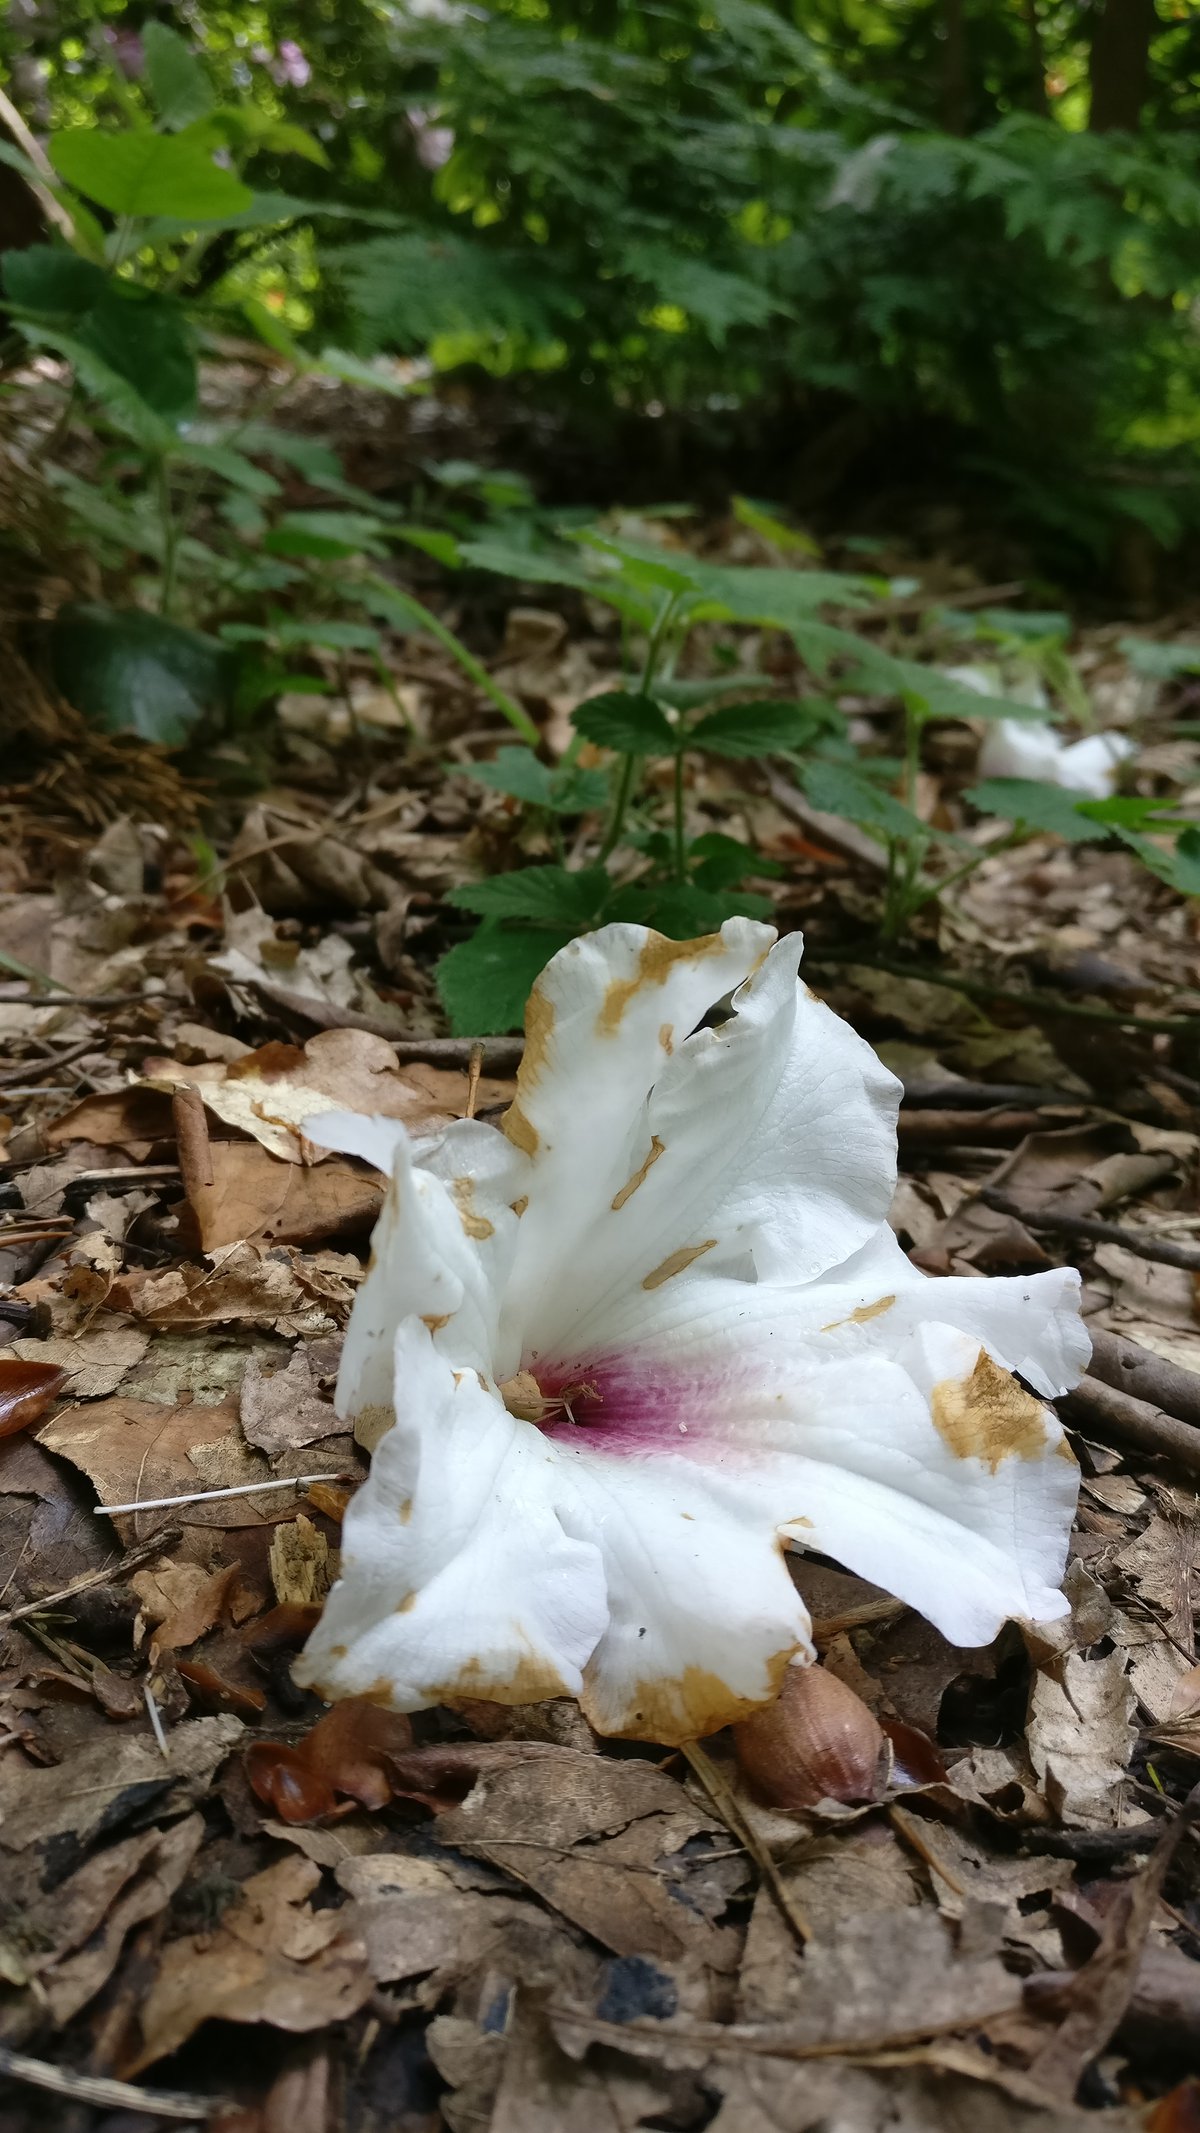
[584,1644,799,1746]
[451,1176,494,1241]
[821,1294,896,1333]
[503,1103,538,1157]
[659,1024,674,1054]
[422,1312,451,1334]
[597,930,727,1037]
[642,1239,717,1289]
[396,1593,416,1613]
[612,1135,666,1211]
[511,1196,529,1217]
[430,1649,571,1706]
[398,1497,413,1524]
[931,1349,1049,1471]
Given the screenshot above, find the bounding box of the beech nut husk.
[732,1662,888,1810]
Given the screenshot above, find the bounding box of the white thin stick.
[144,1681,169,1758]
[100,1474,349,1516]
[0,83,76,241]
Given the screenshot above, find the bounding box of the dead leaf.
[0,1325,150,1399]
[269,1514,332,1606]
[174,1140,384,1251]
[144,1030,514,1163]
[0,1713,242,1850]
[27,1812,204,2024]
[246,1698,414,1823]
[241,1346,341,1458]
[132,1561,242,1652]
[37,1394,283,1536]
[0,1358,65,1437]
[111,1245,357,1333]
[1027,1649,1137,1828]
[124,1854,371,2073]
[45,1086,174,1155]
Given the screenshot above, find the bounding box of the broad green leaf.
[212,107,329,167]
[143,22,214,129]
[965,778,1105,844]
[436,924,577,1035]
[50,604,231,745]
[449,865,610,926]
[49,123,252,221]
[1116,825,1200,896]
[800,759,922,840]
[572,692,678,756]
[606,881,774,932]
[687,831,784,890]
[689,699,822,758]
[264,511,390,561]
[4,247,196,425]
[458,747,608,814]
[1119,635,1200,681]
[274,619,383,652]
[576,531,702,598]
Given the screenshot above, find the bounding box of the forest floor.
[3,420,1200,2129]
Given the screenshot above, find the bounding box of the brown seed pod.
[732,1661,888,1810]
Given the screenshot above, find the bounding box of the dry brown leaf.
[175,1139,384,1251]
[111,1245,353,1333]
[241,1345,342,1458]
[1027,1649,1137,1827]
[738,1825,920,2023]
[246,1697,414,1823]
[0,1358,65,1437]
[37,1394,282,1536]
[131,1560,242,1652]
[124,1854,371,2074]
[144,1030,514,1163]
[28,1812,204,2024]
[338,1853,536,1991]
[44,1086,174,1155]
[0,1713,242,1850]
[0,1325,150,1399]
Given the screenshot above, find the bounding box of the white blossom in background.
[297,922,1088,1744]
[977,719,1135,800]
[944,661,1134,800]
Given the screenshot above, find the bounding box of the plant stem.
[672,749,687,881]
[157,458,179,620]
[599,751,638,863]
[599,590,684,862]
[364,575,538,744]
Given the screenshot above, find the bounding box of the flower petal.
[556,1452,813,1741]
[504,926,900,1361]
[296,1320,608,1709]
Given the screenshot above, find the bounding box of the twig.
[0,86,77,243]
[465,1041,485,1121]
[0,2041,222,2119]
[0,1036,96,1089]
[144,1680,169,1756]
[1062,1377,1200,1483]
[805,949,1200,1033]
[391,1035,525,1072]
[980,1189,1200,1272]
[99,1474,353,1516]
[899,1079,1082,1111]
[681,1740,811,1948]
[1086,1326,1200,1430]
[0,1527,179,1637]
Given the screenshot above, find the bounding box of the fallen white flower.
[978,719,1134,800]
[296,922,1088,1744]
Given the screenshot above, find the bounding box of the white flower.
[296,922,1088,1744]
[977,718,1134,800]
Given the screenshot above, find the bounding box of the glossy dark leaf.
[0,1360,67,1440]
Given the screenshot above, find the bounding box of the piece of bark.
[171,1082,214,1192]
[1061,1377,1200,1483]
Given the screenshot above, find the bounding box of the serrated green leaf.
[1117,825,1200,896]
[436,924,576,1035]
[799,759,921,839]
[689,699,822,758]
[572,692,678,756]
[606,881,773,933]
[687,831,784,890]
[50,603,231,745]
[458,747,607,814]
[49,123,252,221]
[143,22,214,130]
[449,865,611,926]
[965,778,1105,843]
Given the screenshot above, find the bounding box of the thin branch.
[981,1189,1200,1272]
[99,1474,352,1516]
[0,1527,179,1637]
[682,1740,811,1948]
[0,2041,222,2120]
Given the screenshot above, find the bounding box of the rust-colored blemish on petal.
[450,1176,494,1241]
[510,1195,529,1217]
[398,1497,413,1524]
[422,1312,451,1334]
[821,1293,897,1333]
[931,1349,1049,1472]
[612,1134,666,1212]
[583,1643,799,1746]
[597,930,726,1037]
[659,1023,674,1054]
[499,1369,548,1423]
[396,1592,416,1613]
[1055,1435,1079,1465]
[502,1103,538,1157]
[432,1648,571,1706]
[642,1238,717,1290]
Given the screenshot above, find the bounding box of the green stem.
[672,749,687,882]
[599,751,638,863]
[158,459,179,620]
[364,575,538,744]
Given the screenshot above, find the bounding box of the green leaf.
[50,604,231,745]
[687,831,784,890]
[142,22,214,130]
[274,619,383,652]
[689,699,822,759]
[1116,825,1200,896]
[436,924,577,1036]
[572,692,678,756]
[212,107,329,167]
[576,532,701,598]
[1119,635,1200,681]
[49,123,252,221]
[449,865,610,926]
[607,881,774,933]
[264,511,390,561]
[459,747,608,814]
[3,247,196,425]
[965,778,1105,844]
[800,760,922,840]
